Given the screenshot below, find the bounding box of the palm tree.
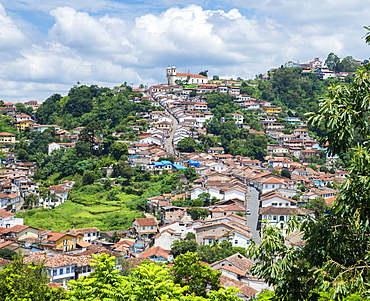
[25,193,39,208]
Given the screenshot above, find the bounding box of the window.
[71,266,75,273]
[280,216,285,221]
[63,239,68,245]
[72,238,76,243]
[66,267,70,274]
[273,215,277,221]
[142,226,146,230]
[268,215,272,220]
[59,268,64,275]
[151,226,154,229]
[53,270,57,276]
[87,233,91,237]
[234,240,238,245]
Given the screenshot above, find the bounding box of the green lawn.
[17,185,144,232]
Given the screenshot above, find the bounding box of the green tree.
[0,255,65,301]
[248,46,370,300]
[184,167,198,182]
[17,149,29,161]
[172,252,221,297]
[280,169,291,179]
[305,196,328,218]
[0,248,16,260]
[82,171,95,186]
[325,52,342,72]
[110,141,128,160]
[171,240,198,257]
[177,137,198,152]
[185,232,196,240]
[186,207,209,220]
[68,253,125,300]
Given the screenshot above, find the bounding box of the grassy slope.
[17,184,144,232]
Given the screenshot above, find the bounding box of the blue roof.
[160,160,173,165]
[152,162,164,167]
[173,164,187,170]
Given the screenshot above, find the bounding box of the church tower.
[166,65,176,85]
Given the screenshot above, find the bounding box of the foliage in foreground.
[247,61,370,300]
[67,253,242,301]
[0,255,65,301]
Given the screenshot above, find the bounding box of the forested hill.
[35,84,157,131]
[255,67,328,115]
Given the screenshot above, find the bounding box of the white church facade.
[166,66,208,85]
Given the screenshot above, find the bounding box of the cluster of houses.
[0,65,352,298]
[284,57,360,80]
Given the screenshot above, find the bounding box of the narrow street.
[246,187,261,244]
[164,114,178,155]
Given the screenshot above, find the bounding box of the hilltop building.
[166,66,208,85]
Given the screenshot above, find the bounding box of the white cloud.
[0,4,27,51]
[0,2,370,102]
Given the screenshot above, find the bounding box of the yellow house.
[14,120,34,131]
[263,106,282,114]
[41,232,83,252]
[0,132,16,144]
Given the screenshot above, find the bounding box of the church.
[166,66,208,85]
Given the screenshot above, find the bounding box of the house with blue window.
[23,252,93,286]
[132,218,159,240]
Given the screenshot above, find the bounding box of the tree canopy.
[247,55,370,299]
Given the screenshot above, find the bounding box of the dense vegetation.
[247,61,370,300]
[35,84,156,131]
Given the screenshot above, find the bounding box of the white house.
[69,227,100,243]
[48,142,75,155]
[0,209,24,228]
[260,193,297,208]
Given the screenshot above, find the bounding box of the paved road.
[164,114,178,155]
[246,187,261,244]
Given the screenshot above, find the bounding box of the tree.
[198,192,211,206]
[248,46,370,300]
[184,167,198,182]
[199,70,208,77]
[177,137,198,152]
[25,193,39,208]
[172,252,221,297]
[171,240,198,257]
[17,149,29,161]
[280,169,291,179]
[82,171,95,186]
[325,52,342,72]
[305,196,328,218]
[186,207,209,220]
[0,248,16,260]
[185,232,196,240]
[0,255,65,300]
[68,253,125,300]
[68,253,241,300]
[110,141,128,160]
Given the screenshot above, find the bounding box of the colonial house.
[132,218,159,240]
[40,232,83,252]
[48,142,75,155]
[69,227,100,243]
[259,206,314,237]
[260,192,298,208]
[194,221,252,247]
[140,246,171,262]
[0,132,16,144]
[0,209,24,228]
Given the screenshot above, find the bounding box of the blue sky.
[0,0,369,102]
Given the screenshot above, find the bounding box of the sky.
[0,0,369,102]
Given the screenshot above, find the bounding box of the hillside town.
[0,60,354,298]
